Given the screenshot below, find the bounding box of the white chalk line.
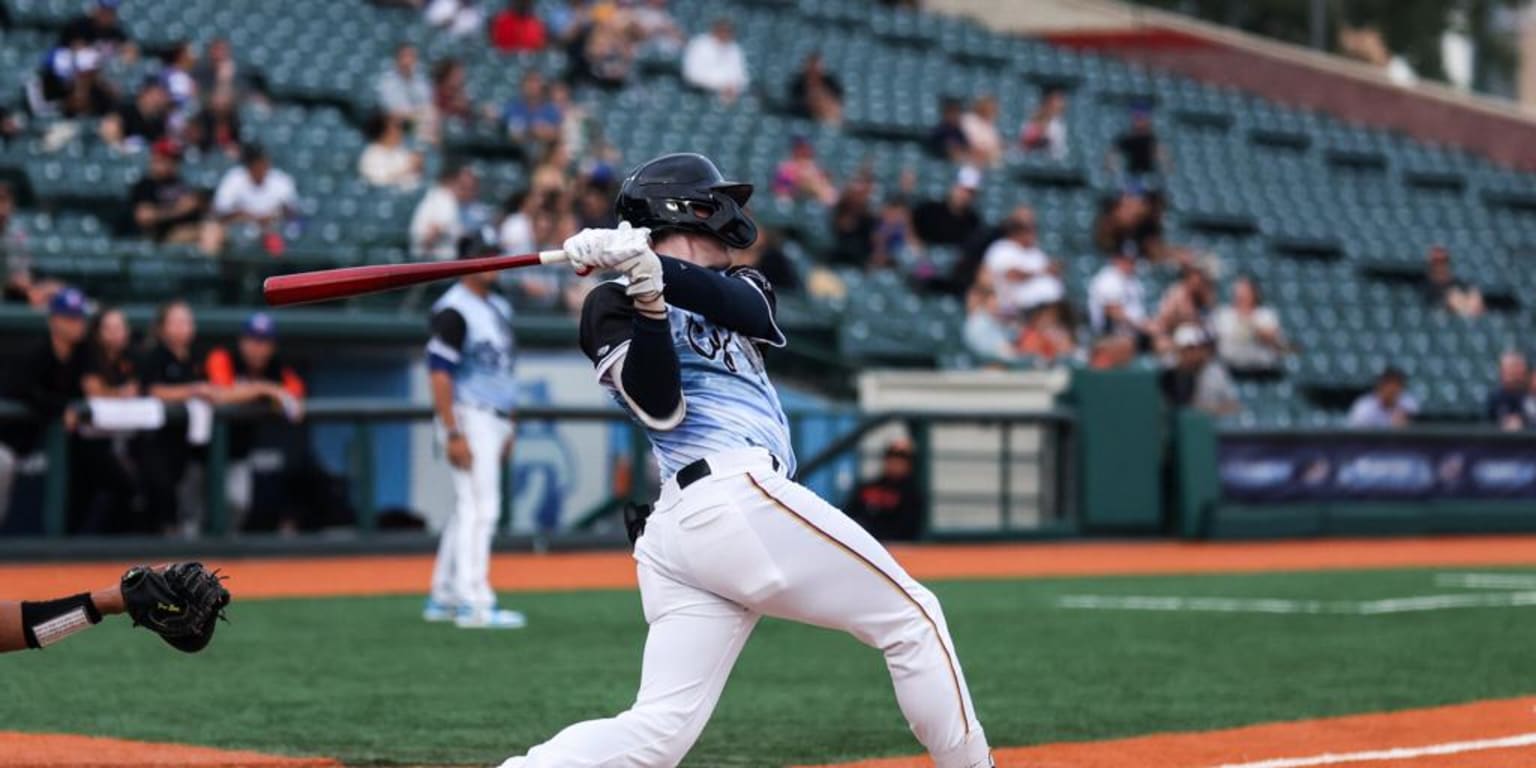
[1057,591,1536,615]
[1211,731,1536,767]
[1436,572,1536,590]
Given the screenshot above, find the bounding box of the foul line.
[1058,591,1536,615]
[1212,731,1536,767]
[1436,572,1536,590]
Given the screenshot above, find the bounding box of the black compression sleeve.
[618,314,683,426]
[658,257,785,345]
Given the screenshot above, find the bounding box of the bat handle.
[537,250,568,265]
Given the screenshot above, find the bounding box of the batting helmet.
[615,153,757,249]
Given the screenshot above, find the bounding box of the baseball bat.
[262,250,569,307]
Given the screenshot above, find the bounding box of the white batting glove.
[621,250,666,319]
[562,221,653,274]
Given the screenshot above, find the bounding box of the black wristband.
[21,593,102,649]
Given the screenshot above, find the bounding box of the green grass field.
[3,568,1534,766]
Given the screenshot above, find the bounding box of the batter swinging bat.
[261,250,569,307]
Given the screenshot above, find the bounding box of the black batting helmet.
[615,153,757,249]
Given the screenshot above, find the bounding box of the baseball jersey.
[580,277,796,481]
[427,282,518,413]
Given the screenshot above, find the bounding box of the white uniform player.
[500,154,992,767]
[424,230,527,630]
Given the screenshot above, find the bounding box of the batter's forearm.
[617,315,684,429]
[658,257,780,342]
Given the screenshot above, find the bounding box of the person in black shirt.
[72,306,139,533]
[911,169,982,247]
[1487,351,1532,431]
[134,301,209,534]
[845,440,925,541]
[926,97,971,163]
[127,140,206,244]
[0,288,89,528]
[59,0,131,55]
[788,51,843,125]
[100,78,170,151]
[828,176,877,267]
[1423,245,1485,318]
[1109,107,1166,183]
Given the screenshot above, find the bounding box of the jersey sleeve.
[427,308,467,373]
[579,282,637,375]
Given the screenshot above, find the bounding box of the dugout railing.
[0,398,1077,551]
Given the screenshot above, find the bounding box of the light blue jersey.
[427,283,518,413]
[588,288,796,482]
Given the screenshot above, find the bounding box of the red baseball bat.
[262,250,569,307]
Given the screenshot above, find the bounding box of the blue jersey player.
[499,154,993,768]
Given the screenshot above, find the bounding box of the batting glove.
[621,249,666,319]
[562,221,653,274]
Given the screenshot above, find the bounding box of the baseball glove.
[121,562,231,653]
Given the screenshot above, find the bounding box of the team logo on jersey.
[684,316,763,374]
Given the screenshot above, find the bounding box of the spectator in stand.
[1,184,63,309]
[926,97,972,164]
[1108,105,1167,185]
[580,16,635,89]
[682,19,749,103]
[960,95,1004,168]
[503,71,562,148]
[547,0,593,43]
[550,81,591,155]
[377,44,436,139]
[789,52,843,126]
[0,287,90,528]
[59,0,134,62]
[411,164,478,261]
[210,143,299,256]
[192,38,262,105]
[1347,366,1418,428]
[1154,263,1216,346]
[185,88,242,159]
[844,440,924,541]
[772,136,837,205]
[982,206,1063,320]
[1486,351,1531,431]
[1019,86,1068,159]
[135,300,210,535]
[73,305,139,533]
[829,175,878,268]
[490,0,549,53]
[358,113,425,191]
[1093,189,1173,261]
[128,140,211,250]
[872,196,921,273]
[99,78,171,152]
[1017,302,1076,364]
[625,0,683,56]
[431,58,478,127]
[963,283,1018,363]
[1160,324,1239,416]
[425,0,486,38]
[161,41,198,115]
[1423,245,1484,318]
[912,166,982,247]
[1212,275,1289,374]
[1089,334,1136,370]
[206,312,317,533]
[1087,250,1151,343]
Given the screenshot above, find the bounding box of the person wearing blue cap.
[206,312,314,532]
[0,287,90,526]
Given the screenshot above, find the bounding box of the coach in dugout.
[422,229,526,630]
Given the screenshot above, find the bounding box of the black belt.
[677,453,781,490]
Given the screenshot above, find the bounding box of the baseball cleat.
[422,599,457,623]
[454,606,528,629]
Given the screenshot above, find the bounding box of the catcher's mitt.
[121,562,230,653]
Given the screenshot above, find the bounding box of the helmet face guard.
[616,154,758,250]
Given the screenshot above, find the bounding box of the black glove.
[623,503,652,544]
[121,562,231,653]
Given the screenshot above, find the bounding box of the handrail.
[1218,426,1532,442]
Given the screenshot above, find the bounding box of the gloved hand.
[562,221,653,274]
[620,249,666,318]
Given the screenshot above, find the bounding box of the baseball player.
[424,228,527,630]
[499,154,993,767]
[0,562,228,654]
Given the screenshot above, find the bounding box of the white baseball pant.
[501,448,991,768]
[431,404,512,612]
